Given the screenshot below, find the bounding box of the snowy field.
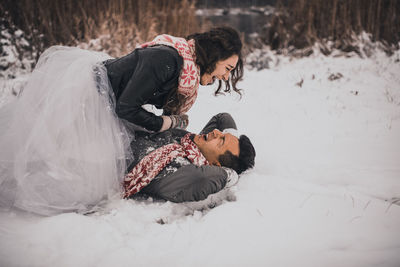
[1,48,400,267]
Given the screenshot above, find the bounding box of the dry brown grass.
[3,0,399,57]
[263,0,400,54]
[1,0,201,57]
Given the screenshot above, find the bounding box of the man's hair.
[218,134,256,174]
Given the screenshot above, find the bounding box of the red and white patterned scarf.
[140,34,200,114]
[124,133,209,198]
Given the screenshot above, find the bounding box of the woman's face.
[200,55,239,86]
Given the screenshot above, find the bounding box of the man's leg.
[199,113,237,135]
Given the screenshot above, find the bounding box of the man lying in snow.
[124,113,256,202]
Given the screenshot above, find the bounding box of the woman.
[105,26,243,132]
[0,27,244,215]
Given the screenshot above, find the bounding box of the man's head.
[193,129,255,174]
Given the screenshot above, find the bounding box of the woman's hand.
[160,114,189,131]
[170,114,189,130]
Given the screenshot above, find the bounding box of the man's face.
[193,129,239,166]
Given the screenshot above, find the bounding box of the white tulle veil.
[0,46,133,215]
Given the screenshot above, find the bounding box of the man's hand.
[170,114,189,130]
[222,167,239,188]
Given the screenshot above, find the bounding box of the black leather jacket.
[104,45,183,132]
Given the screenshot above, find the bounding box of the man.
[124,113,256,203]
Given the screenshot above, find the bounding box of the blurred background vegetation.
[0,0,399,59]
[1,0,200,57]
[268,0,400,56]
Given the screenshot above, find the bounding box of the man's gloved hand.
[170,114,189,130]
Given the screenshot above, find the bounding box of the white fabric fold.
[0,46,133,215]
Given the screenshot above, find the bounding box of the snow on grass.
[1,49,400,267]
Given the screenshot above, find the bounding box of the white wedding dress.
[0,46,133,215]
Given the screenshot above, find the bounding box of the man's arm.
[200,112,237,135]
[140,165,228,202]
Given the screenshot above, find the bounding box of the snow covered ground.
[1,48,400,267]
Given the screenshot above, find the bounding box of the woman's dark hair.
[163,26,244,115]
[218,134,256,174]
[187,26,244,96]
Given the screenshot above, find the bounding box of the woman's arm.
[114,46,182,132]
